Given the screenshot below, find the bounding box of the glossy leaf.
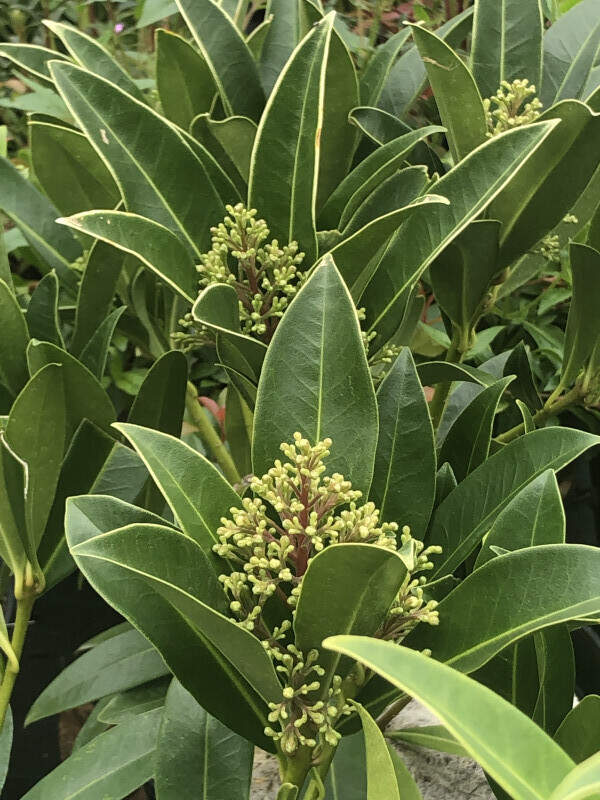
[0,279,30,397]
[417,361,495,387]
[475,469,565,568]
[548,752,600,800]
[79,307,125,380]
[389,725,469,758]
[50,61,223,259]
[371,349,436,539]
[114,423,239,560]
[249,15,334,265]
[532,625,575,735]
[0,156,80,291]
[319,732,367,799]
[471,0,544,98]
[127,351,188,438]
[353,701,401,800]
[439,377,513,482]
[190,114,256,191]
[562,243,600,387]
[225,385,253,477]
[360,122,556,349]
[360,28,412,106]
[59,210,198,302]
[44,20,145,102]
[0,43,70,82]
[156,29,216,129]
[22,707,162,800]
[98,679,169,724]
[176,0,264,120]
[252,257,378,495]
[24,271,63,347]
[324,638,574,800]
[554,695,600,763]
[155,679,253,800]
[408,23,487,162]
[426,427,600,578]
[295,544,407,689]
[408,545,600,672]
[503,342,542,411]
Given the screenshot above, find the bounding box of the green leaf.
[360,121,556,350]
[475,469,565,568]
[259,0,322,95]
[50,61,224,259]
[6,363,66,566]
[429,220,501,334]
[532,626,575,735]
[360,29,412,106]
[0,711,12,793]
[21,707,162,800]
[70,241,127,358]
[155,679,253,800]
[98,679,169,724]
[252,257,378,495]
[59,210,198,302]
[44,20,146,102]
[503,342,542,411]
[370,349,436,539]
[324,638,574,800]
[24,272,63,348]
[156,29,216,130]
[562,243,600,387]
[407,544,600,672]
[249,14,334,265]
[417,361,496,387]
[318,732,367,799]
[490,101,600,269]
[114,423,239,561]
[541,0,600,106]
[0,278,30,397]
[548,752,600,800]
[439,377,514,482]
[387,744,424,799]
[407,23,487,162]
[425,427,600,578]
[470,0,544,98]
[352,701,401,800]
[66,496,275,748]
[294,544,407,690]
[0,156,80,291]
[27,340,115,439]
[388,724,469,758]
[554,695,600,763]
[79,307,125,380]
[29,121,119,218]
[27,627,167,724]
[175,0,264,120]
[225,385,253,477]
[319,126,445,232]
[0,436,28,579]
[127,351,188,438]
[0,43,70,83]
[190,114,256,190]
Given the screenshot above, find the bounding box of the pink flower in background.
[114,22,125,34]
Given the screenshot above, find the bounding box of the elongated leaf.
[0,156,80,291]
[430,220,501,333]
[532,625,575,735]
[79,307,125,380]
[114,423,239,561]
[252,257,378,495]
[25,271,63,347]
[295,544,407,690]
[44,20,145,102]
[371,349,436,539]
[471,0,544,98]
[0,43,70,82]
[0,279,29,397]
[176,0,264,120]
[22,707,162,800]
[408,23,487,162]
[99,679,169,724]
[360,121,556,349]
[50,61,223,259]
[27,628,167,724]
[439,377,513,482]
[475,469,564,568]
[27,340,115,439]
[490,102,600,269]
[389,724,469,757]
[360,29,412,106]
[387,745,423,799]
[0,434,28,579]
[417,361,495,387]
[156,679,253,800]
[408,545,600,673]
[319,126,444,231]
[324,638,574,800]
[0,711,12,793]
[317,732,367,799]
[156,29,216,130]
[554,695,600,763]
[127,351,187,437]
[66,496,274,748]
[549,752,600,800]
[426,427,599,578]
[59,210,197,302]
[225,385,253,477]
[249,14,334,265]
[504,342,542,411]
[353,701,401,800]
[541,0,600,106]
[191,114,255,191]
[562,243,600,387]
[30,121,119,217]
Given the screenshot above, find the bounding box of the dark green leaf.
[554,695,600,763]
[360,29,412,106]
[561,243,600,387]
[98,678,169,724]
[503,342,542,411]
[352,701,400,800]
[389,724,469,757]
[0,43,70,82]
[127,351,188,437]
[0,278,30,397]
[417,361,495,387]
[25,271,63,347]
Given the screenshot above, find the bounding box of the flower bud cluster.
[196,203,305,340]
[484,79,542,137]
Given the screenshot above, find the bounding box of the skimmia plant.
[0,0,599,797]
